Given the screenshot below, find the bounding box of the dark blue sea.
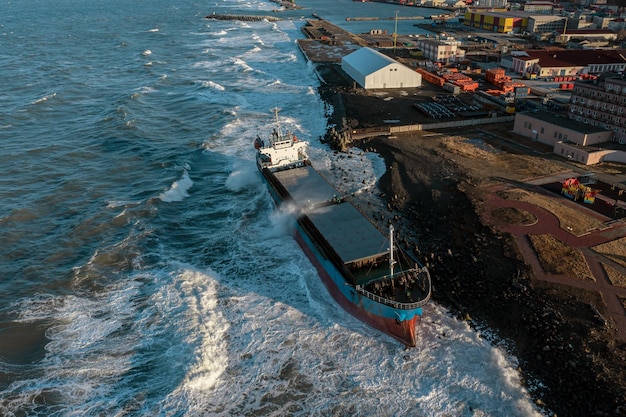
[0,0,543,415]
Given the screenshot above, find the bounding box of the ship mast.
[389,225,397,276]
[273,107,283,139]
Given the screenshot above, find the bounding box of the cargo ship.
[254,110,431,347]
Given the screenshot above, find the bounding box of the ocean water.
[0,0,543,415]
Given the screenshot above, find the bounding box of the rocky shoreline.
[316,68,626,416]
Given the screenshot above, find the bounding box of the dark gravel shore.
[315,64,626,417]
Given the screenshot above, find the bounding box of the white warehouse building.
[341,47,421,89]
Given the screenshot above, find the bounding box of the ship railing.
[355,267,431,310]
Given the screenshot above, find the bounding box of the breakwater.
[206,13,282,22]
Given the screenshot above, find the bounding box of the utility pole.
[393,10,398,52]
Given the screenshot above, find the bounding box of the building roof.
[513,49,626,67]
[519,111,610,134]
[342,47,396,75]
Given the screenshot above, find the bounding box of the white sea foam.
[106,200,142,209]
[162,268,229,411]
[158,170,193,202]
[225,159,261,192]
[251,33,264,45]
[32,92,56,104]
[135,86,156,95]
[229,57,253,72]
[201,80,225,91]
[3,264,228,416]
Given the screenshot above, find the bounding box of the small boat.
[255,109,432,347]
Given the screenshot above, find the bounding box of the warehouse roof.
[342,47,396,75]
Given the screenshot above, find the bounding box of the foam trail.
[161,268,229,413]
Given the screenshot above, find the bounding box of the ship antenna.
[389,224,397,276]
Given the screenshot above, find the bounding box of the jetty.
[205,13,282,22]
[346,16,426,21]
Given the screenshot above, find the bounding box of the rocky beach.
[316,64,626,416]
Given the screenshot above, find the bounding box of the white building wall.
[341,60,367,88]
[363,64,421,89]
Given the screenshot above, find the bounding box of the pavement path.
[482,182,626,342]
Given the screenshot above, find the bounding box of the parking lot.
[412,94,483,119]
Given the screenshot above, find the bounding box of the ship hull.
[261,168,423,347]
[294,229,420,347]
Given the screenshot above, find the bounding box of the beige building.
[513,111,626,165]
[510,49,626,78]
[414,38,465,63]
[555,29,618,44]
[523,1,555,13]
[513,111,611,146]
[554,142,626,164]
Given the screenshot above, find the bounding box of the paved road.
[482,179,626,342]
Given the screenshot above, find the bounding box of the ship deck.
[273,165,389,266]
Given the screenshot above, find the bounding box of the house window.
[540,127,545,133]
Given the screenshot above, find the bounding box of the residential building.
[526,15,567,33]
[522,1,554,14]
[470,0,507,8]
[510,49,626,78]
[414,38,466,63]
[607,18,626,32]
[554,29,618,43]
[569,73,626,144]
[592,14,616,29]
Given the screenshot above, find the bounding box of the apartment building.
[414,38,466,63]
[510,49,626,78]
[522,1,555,13]
[569,73,626,144]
